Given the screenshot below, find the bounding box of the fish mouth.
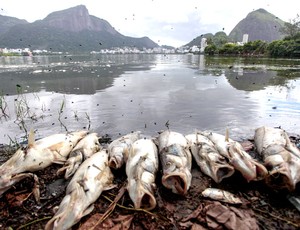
[214,165,235,183]
[264,155,294,191]
[228,143,267,182]
[127,183,157,211]
[108,158,118,169]
[108,156,122,169]
[266,168,294,191]
[162,173,188,195]
[264,158,294,191]
[138,190,157,210]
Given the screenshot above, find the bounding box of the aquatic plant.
[85,112,91,130]
[14,85,31,133]
[58,98,68,131]
[0,92,9,119]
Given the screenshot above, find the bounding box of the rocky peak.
[228,8,285,42]
[43,5,116,33]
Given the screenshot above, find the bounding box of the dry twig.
[252,207,300,228]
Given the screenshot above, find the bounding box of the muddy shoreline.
[0,135,300,229]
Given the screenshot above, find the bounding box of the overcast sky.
[0,0,298,47]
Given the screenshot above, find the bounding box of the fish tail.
[28,128,35,147]
[225,128,229,142]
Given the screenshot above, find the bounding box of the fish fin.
[81,166,91,189]
[95,167,116,190]
[28,129,35,147]
[157,130,164,135]
[152,136,159,146]
[124,148,129,162]
[81,204,95,218]
[103,183,117,191]
[225,128,229,142]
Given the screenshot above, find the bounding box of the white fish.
[202,188,243,204]
[158,130,192,195]
[186,133,235,183]
[126,138,158,210]
[45,150,115,230]
[108,131,141,169]
[254,126,300,191]
[0,130,87,201]
[202,130,267,182]
[57,133,101,179]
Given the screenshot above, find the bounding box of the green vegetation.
[205,39,268,56]
[0,52,22,56]
[205,15,300,58]
[280,14,300,38]
[267,39,300,57]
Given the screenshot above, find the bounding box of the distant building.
[200,38,207,53]
[190,45,200,53]
[242,34,249,44]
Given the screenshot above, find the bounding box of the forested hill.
[0,5,158,52]
[0,15,28,36]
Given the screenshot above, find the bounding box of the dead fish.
[0,130,87,201]
[186,132,235,183]
[254,126,300,191]
[45,150,115,230]
[202,130,267,182]
[126,138,158,210]
[57,133,101,179]
[202,188,242,204]
[289,154,300,189]
[158,130,192,195]
[108,131,141,169]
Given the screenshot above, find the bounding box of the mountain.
[184,33,214,47]
[228,8,285,42]
[0,15,28,36]
[0,5,158,52]
[184,8,286,48]
[41,5,118,34]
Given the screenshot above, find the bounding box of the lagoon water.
[0,54,300,144]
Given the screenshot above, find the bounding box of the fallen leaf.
[6,192,31,207]
[181,204,203,222]
[191,223,208,230]
[204,202,258,230]
[79,213,133,230]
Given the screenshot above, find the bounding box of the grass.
[1,86,92,146]
[58,98,68,132]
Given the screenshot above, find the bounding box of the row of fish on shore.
[0,126,299,229]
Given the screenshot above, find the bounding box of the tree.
[280,14,300,39]
[204,44,217,55]
[242,40,267,55]
[212,31,228,48]
[219,43,241,55]
[267,40,300,57]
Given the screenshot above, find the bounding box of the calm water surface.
[0,54,300,144]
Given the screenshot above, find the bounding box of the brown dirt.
[0,138,300,230]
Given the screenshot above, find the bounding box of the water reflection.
[0,54,300,144]
[225,69,278,91]
[0,54,156,95]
